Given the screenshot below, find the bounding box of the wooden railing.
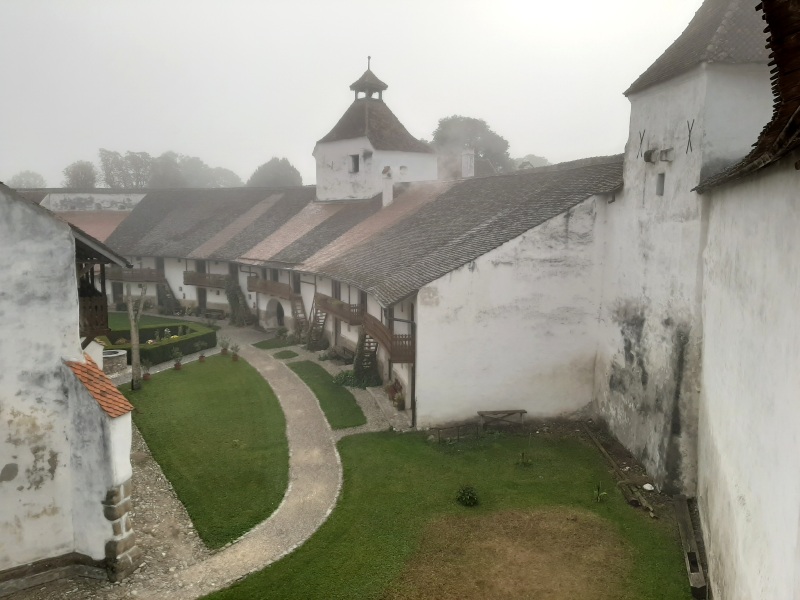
[247,277,296,300]
[79,296,109,338]
[314,293,364,325]
[106,266,166,283]
[364,313,415,363]
[183,272,229,288]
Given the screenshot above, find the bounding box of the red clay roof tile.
[66,354,133,418]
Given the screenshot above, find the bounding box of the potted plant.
[219,337,230,356]
[194,341,208,363]
[142,359,152,381]
[171,347,183,370]
[231,343,241,362]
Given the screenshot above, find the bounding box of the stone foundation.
[102,478,142,581]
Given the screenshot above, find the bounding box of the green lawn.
[205,433,691,600]
[254,337,300,350]
[108,312,187,331]
[122,355,289,549]
[288,361,366,430]
[273,350,299,359]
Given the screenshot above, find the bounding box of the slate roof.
[105,187,312,260]
[65,354,134,418]
[350,69,388,94]
[696,0,800,192]
[313,155,624,305]
[625,0,769,96]
[316,98,433,153]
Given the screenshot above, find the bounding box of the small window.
[216,290,220,296]
[350,154,360,173]
[656,173,665,196]
[179,286,183,292]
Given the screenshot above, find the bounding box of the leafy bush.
[456,485,479,507]
[333,370,361,387]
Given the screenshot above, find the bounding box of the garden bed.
[100,321,217,365]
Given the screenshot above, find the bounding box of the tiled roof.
[350,69,388,94]
[314,155,624,305]
[58,211,131,242]
[301,182,453,272]
[625,0,769,96]
[105,187,312,260]
[270,197,382,265]
[66,354,134,418]
[696,0,800,192]
[316,98,433,153]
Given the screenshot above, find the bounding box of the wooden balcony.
[183,272,229,288]
[364,313,415,363]
[79,295,110,340]
[247,277,296,301]
[106,266,166,283]
[315,293,364,326]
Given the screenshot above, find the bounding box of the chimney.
[461,147,475,178]
[382,166,393,207]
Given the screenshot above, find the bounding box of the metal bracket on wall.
[637,130,646,158]
[686,119,695,154]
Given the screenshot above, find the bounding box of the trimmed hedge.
[104,322,217,365]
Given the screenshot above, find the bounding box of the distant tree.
[210,167,243,188]
[432,116,513,172]
[99,149,153,189]
[149,152,187,188]
[246,157,302,188]
[7,170,46,188]
[63,160,98,188]
[125,151,152,188]
[178,155,215,188]
[514,154,550,169]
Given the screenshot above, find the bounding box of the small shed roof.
[65,354,134,419]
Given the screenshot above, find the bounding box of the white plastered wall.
[415,197,600,426]
[0,189,82,569]
[594,62,772,493]
[314,137,437,201]
[698,156,800,600]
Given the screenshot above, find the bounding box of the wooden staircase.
[306,304,328,350]
[291,295,308,335]
[157,281,181,315]
[360,333,379,372]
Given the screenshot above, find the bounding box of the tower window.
[656,173,665,196]
[350,154,360,173]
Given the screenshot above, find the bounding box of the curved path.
[131,327,344,599]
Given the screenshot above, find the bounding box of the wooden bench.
[477,409,527,431]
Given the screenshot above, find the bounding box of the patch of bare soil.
[383,507,631,600]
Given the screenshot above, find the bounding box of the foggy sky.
[0,0,702,188]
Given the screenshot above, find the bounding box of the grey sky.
[1,0,701,187]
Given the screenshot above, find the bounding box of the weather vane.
[368,55,371,69]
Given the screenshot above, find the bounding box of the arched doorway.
[265,298,285,329]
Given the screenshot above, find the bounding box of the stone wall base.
[103,478,142,582]
[0,552,106,598]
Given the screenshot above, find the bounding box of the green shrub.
[333,370,360,387]
[105,322,217,366]
[456,485,479,507]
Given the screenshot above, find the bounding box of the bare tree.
[126,283,148,390]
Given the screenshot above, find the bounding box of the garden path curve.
[130,326,343,599]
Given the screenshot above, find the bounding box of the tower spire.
[349,61,388,100]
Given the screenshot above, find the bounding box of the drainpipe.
[390,315,417,429]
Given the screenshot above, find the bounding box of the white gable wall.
[415,197,601,426]
[698,156,800,600]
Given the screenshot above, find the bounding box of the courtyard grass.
[273,350,298,359]
[254,337,299,350]
[288,360,366,430]
[205,432,691,600]
[121,355,289,549]
[108,312,187,331]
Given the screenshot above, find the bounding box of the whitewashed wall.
[594,63,772,494]
[0,189,95,570]
[698,156,800,600]
[314,137,437,201]
[41,192,145,212]
[415,197,600,426]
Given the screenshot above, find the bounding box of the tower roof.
[317,97,433,153]
[625,0,769,96]
[349,69,388,95]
